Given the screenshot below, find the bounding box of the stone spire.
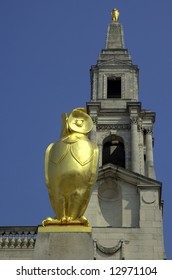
[105,22,125,49]
[105,8,124,49]
[98,9,132,65]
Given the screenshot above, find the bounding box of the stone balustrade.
[0,226,37,249]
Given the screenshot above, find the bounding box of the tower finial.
[111,8,119,22]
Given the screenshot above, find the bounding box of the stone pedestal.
[33,226,94,260]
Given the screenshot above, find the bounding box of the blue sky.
[0,0,172,259]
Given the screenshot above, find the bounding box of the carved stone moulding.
[97,124,130,131]
[144,127,153,135]
[130,117,138,125]
[91,116,98,124]
[142,192,156,204]
[93,239,129,260]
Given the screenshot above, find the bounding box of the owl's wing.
[89,142,99,185]
[45,143,54,187]
[44,143,57,214]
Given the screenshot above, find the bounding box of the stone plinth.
[33,226,94,260]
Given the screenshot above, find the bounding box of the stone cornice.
[98,163,162,188]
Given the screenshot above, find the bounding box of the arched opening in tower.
[102,136,125,168]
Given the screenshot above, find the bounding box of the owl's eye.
[74,119,84,127]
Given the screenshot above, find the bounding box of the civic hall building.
[0,9,166,260]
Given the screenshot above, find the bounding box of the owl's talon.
[79,216,89,225]
[42,217,54,226]
[66,217,71,223]
[61,217,67,224]
[61,216,72,224]
[42,216,90,226]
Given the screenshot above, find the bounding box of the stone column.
[130,117,139,173]
[89,117,97,142]
[98,144,103,167]
[138,122,145,175]
[92,71,97,100]
[145,128,156,179]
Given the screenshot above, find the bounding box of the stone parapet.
[0,226,37,260]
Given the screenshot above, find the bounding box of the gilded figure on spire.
[111,8,119,22]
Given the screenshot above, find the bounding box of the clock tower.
[86,9,165,260]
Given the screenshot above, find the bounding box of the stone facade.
[87,165,164,259]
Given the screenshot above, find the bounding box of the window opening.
[107,77,121,98]
[103,140,125,168]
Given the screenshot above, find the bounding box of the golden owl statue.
[111,8,119,22]
[42,108,99,226]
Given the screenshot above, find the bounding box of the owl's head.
[61,108,93,136]
[68,108,93,134]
